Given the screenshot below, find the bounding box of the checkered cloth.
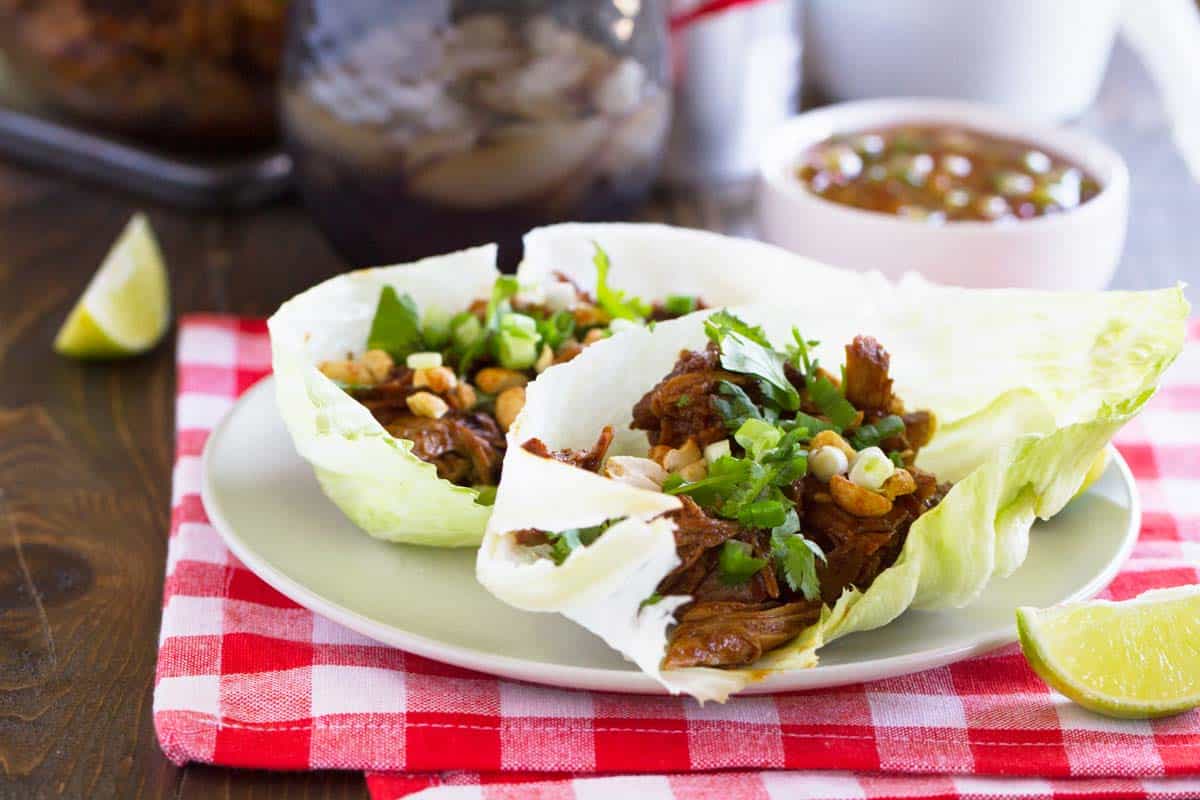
[155,314,1200,799]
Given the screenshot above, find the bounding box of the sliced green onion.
[848,414,905,450]
[737,499,789,529]
[421,304,452,349]
[718,540,767,585]
[406,351,443,370]
[735,418,782,461]
[808,376,858,429]
[451,312,483,350]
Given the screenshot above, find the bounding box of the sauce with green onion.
[797,125,1102,223]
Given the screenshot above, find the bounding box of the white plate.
[202,376,1140,695]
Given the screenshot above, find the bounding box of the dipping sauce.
[797,125,1102,223]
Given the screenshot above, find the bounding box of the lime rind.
[54,213,170,359]
[1018,585,1200,719]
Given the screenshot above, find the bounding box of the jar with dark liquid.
[282,0,671,269]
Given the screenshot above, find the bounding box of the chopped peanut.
[662,439,702,472]
[604,456,668,491]
[495,386,526,431]
[361,349,395,382]
[414,365,457,393]
[810,430,856,461]
[450,382,478,411]
[880,468,917,501]
[319,359,375,386]
[678,459,708,482]
[573,304,610,327]
[648,444,672,465]
[406,391,449,419]
[582,328,609,346]
[475,367,528,394]
[830,474,892,517]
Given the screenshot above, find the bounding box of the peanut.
[495,386,526,431]
[475,367,528,394]
[319,359,374,386]
[830,474,893,517]
[663,439,702,472]
[534,344,555,374]
[361,349,395,382]
[573,304,610,328]
[880,468,917,501]
[582,327,609,346]
[406,391,449,419]
[413,365,457,394]
[450,382,478,411]
[810,430,856,461]
[678,459,708,482]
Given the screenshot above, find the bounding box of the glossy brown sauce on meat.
[633,335,949,669]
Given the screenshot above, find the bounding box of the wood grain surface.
[0,41,1196,800]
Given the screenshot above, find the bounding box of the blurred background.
[0,0,1196,295]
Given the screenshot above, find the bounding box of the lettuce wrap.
[269,224,855,547]
[476,278,1188,701]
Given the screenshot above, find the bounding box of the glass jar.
[0,0,287,148]
[281,0,672,269]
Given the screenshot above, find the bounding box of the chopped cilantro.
[888,451,906,468]
[639,592,664,609]
[849,414,905,450]
[793,411,839,437]
[593,242,651,321]
[704,311,800,411]
[547,522,610,565]
[718,540,767,585]
[771,523,825,601]
[676,394,692,408]
[663,294,699,316]
[712,381,774,431]
[367,286,423,360]
[808,375,858,429]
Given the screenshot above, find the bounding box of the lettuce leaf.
[477,284,1188,700]
[268,246,500,547]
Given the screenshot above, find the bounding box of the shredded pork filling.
[520,330,951,671]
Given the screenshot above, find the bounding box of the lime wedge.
[1017,585,1200,719]
[54,213,170,359]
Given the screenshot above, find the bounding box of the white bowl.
[804,0,1123,123]
[756,99,1130,290]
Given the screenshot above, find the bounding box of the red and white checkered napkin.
[156,314,1200,800]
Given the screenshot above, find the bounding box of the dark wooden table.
[1,40,1196,800]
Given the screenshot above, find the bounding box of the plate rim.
[201,375,1142,695]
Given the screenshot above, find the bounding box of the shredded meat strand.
[385,412,505,486]
[843,335,895,413]
[662,601,822,669]
[521,426,614,472]
[631,343,749,449]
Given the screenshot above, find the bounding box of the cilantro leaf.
[712,381,773,431]
[771,520,824,601]
[663,295,698,316]
[663,455,756,509]
[710,329,800,412]
[793,411,839,437]
[807,375,858,429]
[849,414,905,450]
[704,310,771,347]
[367,287,423,360]
[593,242,650,321]
[718,540,767,585]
